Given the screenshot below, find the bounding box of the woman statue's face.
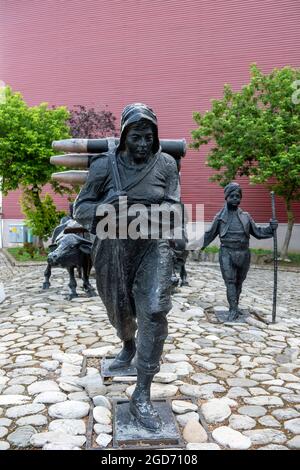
[124,124,154,164]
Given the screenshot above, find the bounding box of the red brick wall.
[1,0,300,222]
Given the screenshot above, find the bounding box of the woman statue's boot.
[129,371,162,431]
[109,339,136,370]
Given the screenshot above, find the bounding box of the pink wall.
[1,187,70,219]
[1,0,300,222]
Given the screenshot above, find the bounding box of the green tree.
[191,65,300,259]
[20,192,66,251]
[0,86,71,247]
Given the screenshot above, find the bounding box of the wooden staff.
[271,191,278,323]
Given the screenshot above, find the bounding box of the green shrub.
[20,192,66,247]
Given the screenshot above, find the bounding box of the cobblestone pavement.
[0,259,299,450]
[0,252,14,283]
[0,251,28,284]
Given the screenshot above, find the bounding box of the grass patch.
[7,246,49,262]
[250,248,273,256]
[202,246,300,266]
[288,252,300,264]
[203,246,219,254]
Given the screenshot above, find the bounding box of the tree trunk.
[280,200,294,260]
[30,186,45,251]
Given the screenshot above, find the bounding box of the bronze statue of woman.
[74,103,181,430]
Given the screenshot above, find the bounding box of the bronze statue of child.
[202,182,277,321]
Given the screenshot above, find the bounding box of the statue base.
[215,309,249,323]
[112,399,182,448]
[100,357,137,379]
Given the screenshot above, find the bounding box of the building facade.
[0,0,299,249]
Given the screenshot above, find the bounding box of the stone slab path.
[0,259,299,450]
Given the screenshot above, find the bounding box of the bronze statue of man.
[202,182,278,322]
[74,103,180,431]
